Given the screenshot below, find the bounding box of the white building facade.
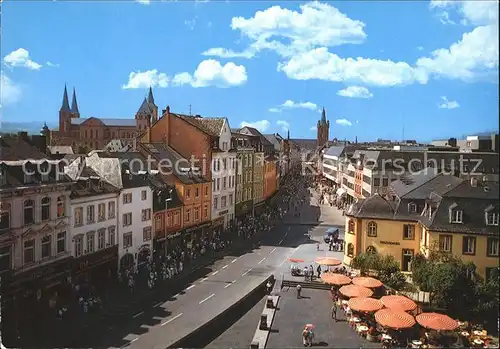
[211,118,237,231]
[117,183,153,272]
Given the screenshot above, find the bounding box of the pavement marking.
[186,285,195,290]
[258,257,266,264]
[242,269,252,276]
[270,247,277,254]
[200,277,208,282]
[211,271,219,276]
[154,302,163,307]
[199,293,215,304]
[224,281,236,288]
[133,311,144,318]
[278,259,286,267]
[161,313,183,327]
[222,265,228,269]
[231,259,237,263]
[279,239,283,245]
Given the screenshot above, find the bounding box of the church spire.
[147,86,155,105]
[321,107,327,124]
[60,85,70,112]
[287,129,290,140]
[71,87,80,114]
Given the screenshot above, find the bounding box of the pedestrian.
[302,326,309,347]
[316,265,321,279]
[296,284,302,299]
[331,302,338,321]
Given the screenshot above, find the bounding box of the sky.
[1,0,498,142]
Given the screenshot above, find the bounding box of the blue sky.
[1,0,498,141]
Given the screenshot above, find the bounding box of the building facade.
[344,173,499,280]
[233,132,255,218]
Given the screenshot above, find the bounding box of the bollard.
[259,314,268,330]
[266,296,274,308]
[250,341,259,349]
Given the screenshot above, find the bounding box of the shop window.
[347,243,354,257]
[24,200,35,225]
[367,221,377,237]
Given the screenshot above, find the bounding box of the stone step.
[281,279,331,290]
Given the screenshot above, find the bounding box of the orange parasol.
[289,258,305,263]
[315,257,342,266]
[380,295,417,312]
[416,313,459,331]
[339,284,373,298]
[347,297,383,312]
[320,273,352,286]
[375,309,416,329]
[352,276,383,288]
[305,324,315,329]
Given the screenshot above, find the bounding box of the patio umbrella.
[305,324,315,329]
[320,273,351,286]
[315,257,342,266]
[289,258,305,263]
[352,276,383,288]
[416,313,459,331]
[347,297,383,313]
[375,309,416,329]
[380,295,417,312]
[339,284,373,298]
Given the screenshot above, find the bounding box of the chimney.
[18,131,29,141]
[448,138,457,147]
[470,177,478,187]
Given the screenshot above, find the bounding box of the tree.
[352,252,408,291]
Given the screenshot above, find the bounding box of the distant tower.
[59,85,71,133]
[136,87,158,130]
[71,87,80,118]
[317,107,330,148]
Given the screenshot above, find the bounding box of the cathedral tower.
[317,107,330,148]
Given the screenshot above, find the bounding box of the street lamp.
[163,188,173,257]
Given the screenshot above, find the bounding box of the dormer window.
[451,209,463,223]
[408,202,417,213]
[486,212,499,226]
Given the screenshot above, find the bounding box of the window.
[167,213,172,227]
[74,207,83,226]
[347,243,354,257]
[87,205,95,223]
[402,249,414,272]
[439,235,452,253]
[367,221,377,237]
[57,231,66,254]
[204,185,208,196]
[223,158,227,169]
[195,187,199,198]
[123,232,133,248]
[98,229,106,250]
[212,179,216,191]
[485,267,498,283]
[348,220,355,234]
[0,203,10,230]
[123,193,132,204]
[0,246,11,272]
[221,196,227,208]
[174,212,180,225]
[194,208,200,220]
[186,209,191,222]
[408,203,417,213]
[186,189,191,198]
[41,235,51,259]
[57,196,65,218]
[123,213,132,226]
[142,209,151,221]
[216,179,220,191]
[87,232,95,253]
[486,212,499,226]
[141,190,147,200]
[229,194,233,205]
[204,204,208,218]
[451,209,463,223]
[23,239,35,264]
[403,225,415,240]
[213,198,218,209]
[373,177,380,187]
[98,203,106,221]
[462,236,476,255]
[382,178,389,187]
[143,227,152,241]
[108,201,116,218]
[108,226,116,245]
[24,200,35,225]
[223,177,227,189]
[487,238,499,257]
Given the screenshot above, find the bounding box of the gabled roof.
[347,194,396,219]
[290,138,317,151]
[192,117,226,136]
[324,145,345,158]
[70,118,136,127]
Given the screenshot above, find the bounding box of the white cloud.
[173,59,247,88]
[3,48,42,70]
[0,74,22,105]
[137,0,150,4]
[240,120,270,132]
[335,118,352,127]
[203,2,366,59]
[277,120,290,132]
[430,1,498,25]
[122,69,169,89]
[438,96,460,109]
[46,61,60,68]
[337,86,373,99]
[270,99,319,113]
[185,18,197,30]
[310,126,317,131]
[278,48,428,86]
[417,46,424,51]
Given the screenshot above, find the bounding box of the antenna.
[189,105,192,116]
[401,113,405,142]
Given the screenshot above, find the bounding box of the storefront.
[212,215,225,236]
[235,200,253,218]
[254,200,267,215]
[73,245,118,288]
[137,244,152,271]
[180,221,213,245]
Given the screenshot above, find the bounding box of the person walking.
[296,284,302,299]
[316,265,321,279]
[331,302,338,321]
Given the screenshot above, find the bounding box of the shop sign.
[12,257,71,286]
[184,222,212,234]
[166,231,182,240]
[74,245,118,273]
[218,210,229,217]
[380,241,400,246]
